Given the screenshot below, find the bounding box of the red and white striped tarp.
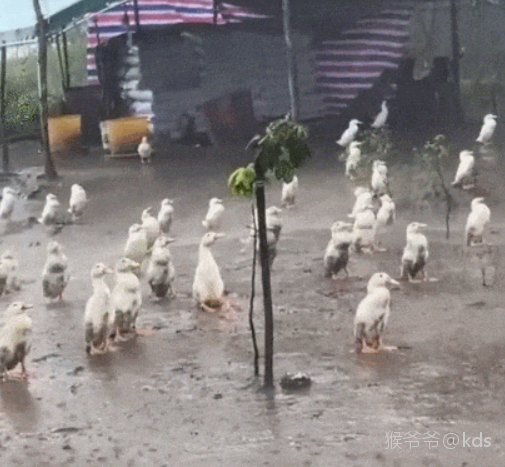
[87,0,265,84]
[314,2,413,116]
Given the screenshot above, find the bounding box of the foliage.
[254,114,311,181]
[227,163,256,197]
[358,127,394,166]
[4,23,88,135]
[228,115,312,195]
[411,134,451,202]
[410,134,454,238]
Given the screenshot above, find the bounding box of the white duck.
[157,198,174,234]
[371,100,389,129]
[451,150,475,189]
[0,187,17,220]
[354,272,399,354]
[202,198,225,231]
[146,236,176,299]
[138,136,153,164]
[38,193,63,228]
[110,258,142,340]
[84,263,114,354]
[124,223,149,266]
[323,221,353,279]
[193,232,225,312]
[401,222,429,282]
[281,175,298,208]
[0,302,33,380]
[352,202,376,253]
[336,119,361,147]
[374,194,396,250]
[465,197,491,246]
[264,206,283,242]
[476,114,497,145]
[371,160,389,196]
[345,141,362,180]
[141,207,161,250]
[68,184,87,222]
[0,251,20,295]
[349,187,373,219]
[42,241,69,300]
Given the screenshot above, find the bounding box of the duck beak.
[215,233,226,239]
[104,267,114,274]
[388,278,400,287]
[419,223,428,228]
[22,304,34,310]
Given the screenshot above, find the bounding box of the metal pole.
[213,0,218,24]
[133,0,140,31]
[55,34,67,93]
[62,31,70,89]
[0,44,9,172]
[282,0,300,122]
[450,0,463,121]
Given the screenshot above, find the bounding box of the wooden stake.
[254,178,274,388]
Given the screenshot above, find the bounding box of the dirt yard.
[0,137,504,467]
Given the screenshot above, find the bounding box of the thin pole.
[55,34,67,93]
[249,201,260,376]
[450,0,463,121]
[33,0,58,179]
[254,178,274,388]
[213,0,218,24]
[282,0,300,122]
[62,31,70,89]
[133,0,140,31]
[0,44,8,172]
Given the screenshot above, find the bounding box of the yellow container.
[103,116,149,155]
[48,115,82,152]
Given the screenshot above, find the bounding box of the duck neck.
[199,243,216,266]
[92,277,109,292]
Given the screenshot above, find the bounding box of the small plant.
[228,114,311,388]
[411,134,454,239]
[359,127,394,166]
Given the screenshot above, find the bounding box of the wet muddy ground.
[0,139,505,466]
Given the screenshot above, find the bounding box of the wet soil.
[0,140,505,466]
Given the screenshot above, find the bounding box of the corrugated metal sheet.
[86,0,266,84]
[137,29,324,136]
[314,2,414,116]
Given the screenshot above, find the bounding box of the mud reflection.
[0,381,39,433]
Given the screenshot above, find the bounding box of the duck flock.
[0,109,499,382]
